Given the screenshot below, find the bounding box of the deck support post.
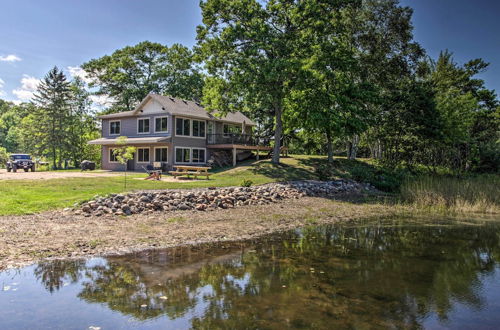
[256,147,260,161]
[232,147,237,167]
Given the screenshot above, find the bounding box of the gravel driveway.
[0,169,122,180]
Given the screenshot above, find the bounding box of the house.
[88,94,271,171]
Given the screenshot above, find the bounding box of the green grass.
[1,155,497,216]
[2,155,375,216]
[0,156,317,215]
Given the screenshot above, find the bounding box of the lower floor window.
[175,148,191,163]
[109,149,118,162]
[137,148,150,163]
[192,148,206,163]
[155,147,168,162]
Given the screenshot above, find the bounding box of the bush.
[0,147,8,168]
[241,179,253,187]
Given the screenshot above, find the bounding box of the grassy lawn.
[2,155,496,216]
[1,155,395,215]
[0,156,307,215]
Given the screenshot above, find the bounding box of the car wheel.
[13,166,17,173]
[7,167,11,172]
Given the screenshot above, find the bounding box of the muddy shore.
[0,194,395,270]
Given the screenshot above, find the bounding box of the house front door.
[126,154,135,171]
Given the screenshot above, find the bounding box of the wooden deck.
[206,144,272,151]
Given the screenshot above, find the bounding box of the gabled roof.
[99,94,256,126]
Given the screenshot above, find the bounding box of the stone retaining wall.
[76,180,375,217]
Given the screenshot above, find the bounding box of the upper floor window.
[155,116,168,133]
[192,120,206,138]
[109,121,120,135]
[176,118,191,136]
[138,118,150,134]
[223,124,242,136]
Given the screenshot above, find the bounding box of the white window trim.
[154,116,169,133]
[109,148,119,163]
[137,118,150,135]
[136,147,151,163]
[109,120,121,136]
[174,116,206,139]
[191,147,207,164]
[154,146,169,163]
[191,119,207,139]
[174,146,206,164]
[174,146,191,164]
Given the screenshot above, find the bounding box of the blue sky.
[0,0,498,104]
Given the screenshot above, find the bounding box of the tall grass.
[400,175,500,214]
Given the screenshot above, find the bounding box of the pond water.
[1,217,500,329]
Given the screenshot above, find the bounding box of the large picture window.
[109,121,120,135]
[138,118,150,134]
[176,118,191,136]
[175,148,191,163]
[192,148,206,163]
[137,148,150,163]
[155,147,168,162]
[192,120,206,137]
[155,117,168,132]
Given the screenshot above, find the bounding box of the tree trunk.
[272,105,282,164]
[326,131,333,163]
[52,145,57,170]
[348,135,359,160]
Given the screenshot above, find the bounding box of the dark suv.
[6,154,36,172]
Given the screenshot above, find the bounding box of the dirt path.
[0,195,396,270]
[0,169,123,180]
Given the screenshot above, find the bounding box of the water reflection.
[4,218,500,329]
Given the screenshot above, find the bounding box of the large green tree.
[82,41,204,112]
[197,0,353,164]
[31,66,72,169]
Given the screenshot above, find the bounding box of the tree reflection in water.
[33,220,500,328]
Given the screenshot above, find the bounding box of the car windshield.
[12,155,31,160]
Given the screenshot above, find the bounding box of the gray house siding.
[102,143,172,171]
[102,114,173,139]
[95,96,256,171]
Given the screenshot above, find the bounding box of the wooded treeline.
[1,0,498,172]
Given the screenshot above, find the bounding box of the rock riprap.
[75,180,374,217]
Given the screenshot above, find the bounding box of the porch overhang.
[88,136,171,145]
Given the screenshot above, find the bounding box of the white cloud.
[67,66,93,84]
[0,54,21,62]
[90,94,115,107]
[0,78,5,97]
[12,75,40,101]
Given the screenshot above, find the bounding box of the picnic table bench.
[169,165,212,179]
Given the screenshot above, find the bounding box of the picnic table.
[169,165,212,179]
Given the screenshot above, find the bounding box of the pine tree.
[32,66,72,169]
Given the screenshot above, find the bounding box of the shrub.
[241,179,253,187]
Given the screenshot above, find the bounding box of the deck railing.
[206,134,258,146]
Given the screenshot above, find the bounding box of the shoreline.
[0,193,395,270]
